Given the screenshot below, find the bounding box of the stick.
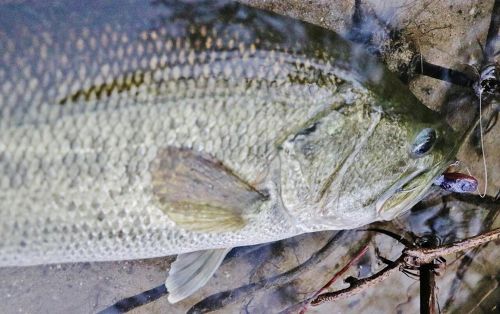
[310,255,405,306]
[416,58,475,87]
[310,228,500,308]
[296,244,369,313]
[404,228,500,264]
[97,284,168,314]
[484,0,500,62]
[419,262,436,314]
[312,245,370,299]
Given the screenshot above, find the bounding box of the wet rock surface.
[0,1,498,313]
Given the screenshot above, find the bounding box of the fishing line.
[450,160,473,177]
[477,91,488,198]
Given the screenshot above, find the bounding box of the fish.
[0,0,465,303]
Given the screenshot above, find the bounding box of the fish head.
[370,116,461,221]
[278,87,461,231]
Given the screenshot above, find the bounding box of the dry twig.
[294,245,370,313]
[309,228,500,308]
[311,255,405,306]
[404,228,500,265]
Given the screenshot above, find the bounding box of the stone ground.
[0,1,498,313]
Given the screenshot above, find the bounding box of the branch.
[420,262,436,314]
[413,56,475,87]
[310,245,370,298]
[310,255,405,306]
[294,244,369,313]
[309,228,500,308]
[404,228,500,264]
[98,284,168,314]
[445,193,500,209]
[483,0,500,62]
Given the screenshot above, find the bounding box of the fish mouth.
[375,166,441,220]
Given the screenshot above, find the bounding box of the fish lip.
[375,168,427,220]
[376,159,452,220]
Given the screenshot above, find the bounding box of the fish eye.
[410,128,437,158]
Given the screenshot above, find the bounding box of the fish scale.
[0,0,460,289]
[0,68,342,264]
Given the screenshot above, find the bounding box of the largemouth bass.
[0,0,463,302]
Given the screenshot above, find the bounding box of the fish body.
[0,0,460,273]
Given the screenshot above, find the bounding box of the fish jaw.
[374,137,461,221]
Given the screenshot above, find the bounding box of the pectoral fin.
[166,202,246,232]
[166,248,231,303]
[150,147,268,232]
